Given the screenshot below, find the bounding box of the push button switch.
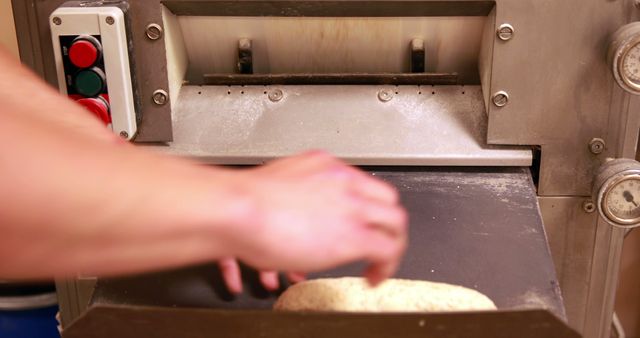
[74,67,106,97]
[68,36,101,68]
[76,96,111,125]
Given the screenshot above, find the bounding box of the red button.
[76,97,111,125]
[69,40,99,68]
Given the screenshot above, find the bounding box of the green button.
[74,68,105,97]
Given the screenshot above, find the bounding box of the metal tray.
[62,167,578,338]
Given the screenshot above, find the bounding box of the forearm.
[0,76,248,280]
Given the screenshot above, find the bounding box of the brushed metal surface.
[158,85,531,166]
[486,0,640,196]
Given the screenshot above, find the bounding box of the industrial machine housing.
[10,0,640,337]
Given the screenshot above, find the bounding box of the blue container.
[0,283,59,338]
[0,306,60,338]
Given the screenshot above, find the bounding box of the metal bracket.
[237,38,253,74]
[410,38,425,73]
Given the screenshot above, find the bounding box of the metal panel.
[159,85,531,165]
[539,197,598,333]
[584,222,626,338]
[55,278,97,328]
[486,0,640,195]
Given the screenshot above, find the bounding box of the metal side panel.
[71,168,565,337]
[539,197,598,334]
[158,85,531,166]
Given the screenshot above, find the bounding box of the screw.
[145,23,163,41]
[497,23,515,41]
[106,16,115,25]
[268,89,284,102]
[52,17,62,26]
[378,89,394,102]
[119,131,129,139]
[589,138,606,154]
[492,91,510,107]
[152,89,168,106]
[583,200,596,213]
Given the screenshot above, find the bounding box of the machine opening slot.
[202,73,459,85]
[162,6,491,88]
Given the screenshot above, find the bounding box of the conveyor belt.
[88,167,564,318]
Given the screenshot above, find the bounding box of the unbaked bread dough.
[273,277,496,312]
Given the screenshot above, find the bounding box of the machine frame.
[11,1,640,337]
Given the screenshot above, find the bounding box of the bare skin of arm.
[0,47,407,288]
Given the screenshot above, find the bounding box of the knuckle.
[397,207,409,229]
[385,184,401,203]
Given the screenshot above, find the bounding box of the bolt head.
[152,89,168,106]
[497,24,515,41]
[583,200,596,213]
[492,91,510,107]
[146,24,163,41]
[589,138,606,154]
[378,90,394,102]
[105,16,115,25]
[268,89,284,102]
[52,17,62,26]
[119,131,129,139]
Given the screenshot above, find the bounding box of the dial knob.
[608,23,640,95]
[68,36,101,69]
[593,159,640,228]
[76,97,111,125]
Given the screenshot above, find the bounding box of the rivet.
[378,89,394,102]
[52,17,62,26]
[589,138,606,154]
[268,89,284,102]
[583,200,596,213]
[105,16,115,25]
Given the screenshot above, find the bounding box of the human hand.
[225,151,408,286]
[217,257,306,294]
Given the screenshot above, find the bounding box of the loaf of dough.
[273,277,496,312]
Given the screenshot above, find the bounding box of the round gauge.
[601,174,640,225]
[622,44,640,86]
[609,23,640,94]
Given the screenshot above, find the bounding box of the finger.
[348,170,400,204]
[218,258,243,294]
[357,200,408,238]
[359,230,406,286]
[259,271,280,291]
[286,272,307,284]
[363,259,400,287]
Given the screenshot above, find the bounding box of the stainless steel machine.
[10,0,640,337]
